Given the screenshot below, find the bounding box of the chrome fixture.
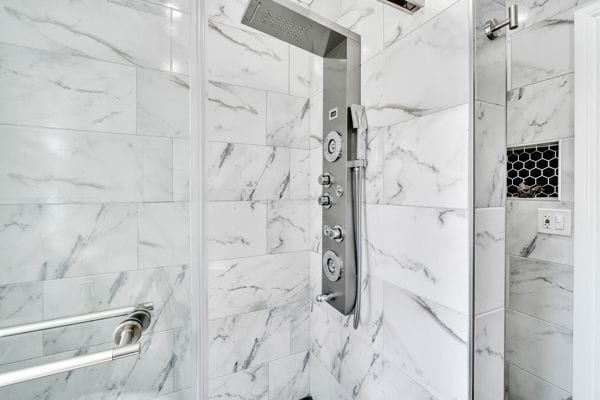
[242,0,363,325]
[0,303,153,388]
[0,302,153,338]
[376,0,424,14]
[315,293,337,302]
[484,4,519,39]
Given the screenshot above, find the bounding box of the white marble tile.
[0,281,42,327]
[366,204,470,314]
[309,199,323,253]
[560,138,574,202]
[337,331,382,399]
[510,0,590,33]
[290,149,311,199]
[137,69,190,138]
[150,0,191,11]
[365,127,383,204]
[266,92,310,149]
[207,142,290,201]
[475,0,507,105]
[173,138,191,201]
[309,356,351,400]
[475,101,506,208]
[207,81,267,145]
[508,364,572,400]
[208,364,269,400]
[42,265,190,353]
[207,201,267,261]
[510,11,574,89]
[310,302,344,377]
[506,200,573,265]
[269,351,310,400]
[290,301,311,353]
[383,0,457,49]
[0,0,172,70]
[209,306,291,378]
[309,146,324,200]
[475,208,506,314]
[474,309,505,400]
[309,94,324,149]
[267,200,310,253]
[336,0,384,61]
[0,203,137,284]
[310,0,344,21]
[309,56,324,98]
[0,44,136,133]
[138,202,190,268]
[506,310,572,391]
[0,332,43,366]
[341,275,384,353]
[290,47,312,98]
[507,74,574,145]
[208,252,309,319]
[0,125,173,203]
[383,284,469,400]
[383,104,469,209]
[206,21,289,93]
[362,0,469,128]
[171,10,191,74]
[206,0,251,28]
[509,256,573,329]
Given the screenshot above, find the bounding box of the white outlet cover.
[537,208,572,236]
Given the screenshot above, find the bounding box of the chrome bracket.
[484,4,519,40]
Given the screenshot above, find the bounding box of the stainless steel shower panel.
[241,0,359,58]
[319,38,361,315]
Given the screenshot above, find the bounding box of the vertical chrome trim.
[468,0,476,398]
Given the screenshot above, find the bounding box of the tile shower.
[0,0,585,398]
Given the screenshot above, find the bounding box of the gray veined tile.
[337,331,382,400]
[207,142,290,201]
[366,204,470,314]
[290,301,311,353]
[309,93,324,149]
[475,101,506,208]
[208,364,269,400]
[209,306,291,378]
[138,202,190,268]
[336,0,384,61]
[310,301,344,378]
[507,74,574,146]
[365,127,383,204]
[206,21,290,93]
[207,81,267,145]
[41,265,190,354]
[362,0,469,128]
[148,0,192,12]
[208,252,309,319]
[309,355,351,400]
[560,138,574,202]
[290,149,311,200]
[506,310,573,391]
[290,47,312,98]
[173,138,191,201]
[0,332,43,366]
[474,309,505,400]
[206,0,252,29]
[509,256,573,329]
[510,11,574,89]
[137,69,190,138]
[508,363,572,400]
[0,0,172,70]
[474,208,506,314]
[0,281,43,328]
[266,92,310,149]
[171,9,191,74]
[382,104,469,209]
[510,0,591,33]
[506,200,573,265]
[309,146,324,200]
[0,43,136,133]
[0,203,137,284]
[207,201,267,261]
[0,125,173,204]
[269,351,310,400]
[310,0,344,21]
[383,284,469,400]
[267,200,311,253]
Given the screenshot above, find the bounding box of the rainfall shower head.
[241,0,359,57]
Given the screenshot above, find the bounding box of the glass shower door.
[0,0,196,398]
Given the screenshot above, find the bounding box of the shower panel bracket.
[242,0,362,317]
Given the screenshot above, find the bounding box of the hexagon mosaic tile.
[507,143,559,198]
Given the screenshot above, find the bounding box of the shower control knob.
[327,225,344,242]
[318,194,332,208]
[318,173,332,187]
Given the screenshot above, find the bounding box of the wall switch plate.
[537,209,572,236]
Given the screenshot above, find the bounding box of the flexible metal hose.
[352,165,364,329]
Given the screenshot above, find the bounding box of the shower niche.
[507,142,561,199]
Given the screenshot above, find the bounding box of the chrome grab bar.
[0,302,153,338]
[0,303,153,388]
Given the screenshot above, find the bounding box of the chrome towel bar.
[0,302,154,338]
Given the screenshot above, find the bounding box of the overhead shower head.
[241,0,359,57]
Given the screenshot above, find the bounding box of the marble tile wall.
[0,1,193,399]
[205,0,313,398]
[503,0,583,397]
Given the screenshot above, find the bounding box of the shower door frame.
[574,1,600,397]
[191,0,208,398]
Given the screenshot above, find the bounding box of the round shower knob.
[318,194,332,208]
[322,250,343,282]
[324,131,343,162]
[326,225,344,242]
[318,173,332,187]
